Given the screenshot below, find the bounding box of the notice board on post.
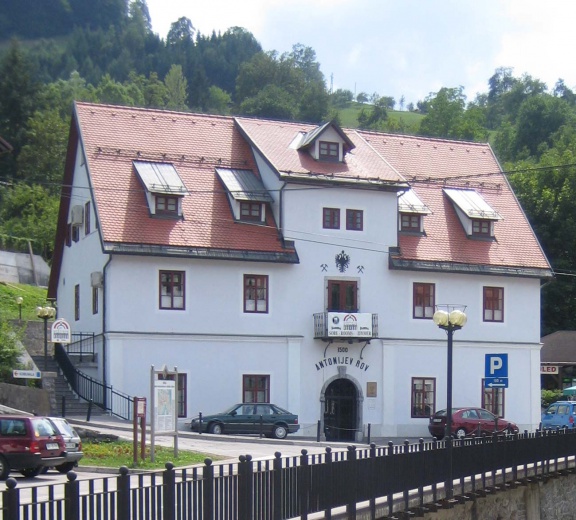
[150,365,179,461]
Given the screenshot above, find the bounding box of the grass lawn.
[336,102,424,131]
[82,439,220,470]
[0,282,50,321]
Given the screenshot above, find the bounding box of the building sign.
[51,319,71,344]
[327,313,372,337]
[314,356,369,372]
[154,379,176,433]
[541,365,559,374]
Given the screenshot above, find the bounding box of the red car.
[0,416,67,478]
[428,407,519,440]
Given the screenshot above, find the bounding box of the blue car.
[541,401,576,429]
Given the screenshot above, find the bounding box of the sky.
[145,0,576,107]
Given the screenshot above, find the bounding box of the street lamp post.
[15,297,23,322]
[36,306,56,371]
[433,305,467,501]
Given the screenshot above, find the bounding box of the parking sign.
[485,354,509,388]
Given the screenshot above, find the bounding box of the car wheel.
[455,428,467,440]
[273,425,288,439]
[56,462,76,474]
[209,423,223,435]
[0,455,9,480]
[21,467,41,478]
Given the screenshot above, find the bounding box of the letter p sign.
[485,354,508,378]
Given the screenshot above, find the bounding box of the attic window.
[240,202,262,221]
[133,161,188,218]
[398,189,431,234]
[319,141,339,162]
[443,188,502,239]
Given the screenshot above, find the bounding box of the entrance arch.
[322,376,361,442]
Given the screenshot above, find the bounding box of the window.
[319,141,339,161]
[156,196,178,216]
[74,284,80,321]
[72,225,79,243]
[400,213,421,232]
[240,202,262,222]
[482,380,504,417]
[483,287,504,322]
[413,283,435,319]
[243,375,270,403]
[472,219,491,237]
[323,208,340,229]
[159,271,185,310]
[244,275,268,313]
[327,280,357,312]
[411,377,435,418]
[92,287,98,315]
[85,201,91,235]
[66,224,72,247]
[346,209,363,231]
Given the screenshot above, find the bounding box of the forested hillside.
[1,0,576,335]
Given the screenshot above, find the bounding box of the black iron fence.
[66,333,99,362]
[2,428,576,519]
[54,343,133,421]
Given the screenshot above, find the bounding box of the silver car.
[46,417,83,473]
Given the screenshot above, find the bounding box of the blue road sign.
[485,354,508,379]
[484,377,509,388]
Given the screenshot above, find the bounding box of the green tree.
[206,86,231,114]
[418,87,466,138]
[0,316,23,383]
[239,84,296,120]
[330,89,354,108]
[16,109,68,193]
[0,184,59,259]
[164,65,188,111]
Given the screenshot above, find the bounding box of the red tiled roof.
[357,131,551,271]
[236,118,406,185]
[74,103,289,255]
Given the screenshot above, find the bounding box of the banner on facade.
[327,313,372,337]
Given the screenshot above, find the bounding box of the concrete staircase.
[22,321,104,418]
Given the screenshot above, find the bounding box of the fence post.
[117,466,131,520]
[86,399,93,422]
[367,423,371,445]
[202,459,214,520]
[3,478,19,520]
[273,452,283,520]
[163,462,175,520]
[346,446,357,517]
[299,449,310,519]
[325,447,333,520]
[198,412,203,435]
[369,443,376,518]
[65,471,80,520]
[316,420,321,442]
[62,395,66,418]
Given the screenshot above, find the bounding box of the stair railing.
[54,343,133,420]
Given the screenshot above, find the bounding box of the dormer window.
[400,213,422,232]
[398,189,431,234]
[216,168,273,224]
[443,188,502,239]
[319,141,339,162]
[296,121,355,163]
[240,202,262,222]
[133,161,188,218]
[156,195,179,216]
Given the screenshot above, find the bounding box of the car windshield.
[433,409,461,417]
[32,418,57,437]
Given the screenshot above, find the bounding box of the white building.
[48,102,552,439]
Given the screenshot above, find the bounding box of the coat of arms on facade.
[335,250,350,273]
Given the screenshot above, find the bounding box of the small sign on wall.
[367,382,377,398]
[540,365,559,374]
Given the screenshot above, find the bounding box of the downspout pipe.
[102,254,112,409]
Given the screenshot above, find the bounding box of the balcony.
[313,312,379,340]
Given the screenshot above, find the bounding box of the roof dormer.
[216,168,273,224]
[296,121,355,163]
[398,189,432,234]
[443,188,502,239]
[133,161,188,218]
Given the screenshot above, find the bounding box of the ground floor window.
[482,380,504,417]
[243,375,270,403]
[411,377,435,418]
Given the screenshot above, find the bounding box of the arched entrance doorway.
[323,378,358,442]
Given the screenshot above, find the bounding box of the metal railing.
[54,343,133,421]
[66,332,98,362]
[2,428,576,519]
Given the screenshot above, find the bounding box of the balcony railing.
[314,312,378,339]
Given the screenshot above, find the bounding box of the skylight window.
[443,188,502,239]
